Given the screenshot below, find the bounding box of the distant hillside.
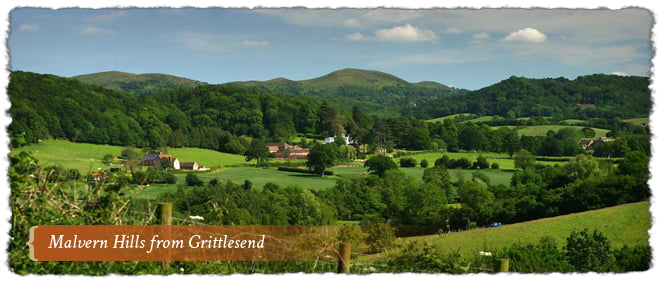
[227,68,467,116]
[71,71,205,96]
[415,74,651,120]
[8,71,322,150]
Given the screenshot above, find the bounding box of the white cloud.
[241,40,270,46]
[80,26,114,35]
[343,18,361,27]
[374,24,438,42]
[17,24,39,32]
[501,27,548,43]
[346,24,437,42]
[174,32,271,53]
[344,9,423,28]
[256,8,423,29]
[88,10,128,22]
[345,32,365,41]
[473,32,490,40]
[611,71,630,76]
[445,27,463,34]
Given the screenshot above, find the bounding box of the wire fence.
[123,206,506,274]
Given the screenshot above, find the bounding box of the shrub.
[565,229,614,272]
[185,172,204,186]
[365,223,396,253]
[420,159,429,168]
[474,156,490,169]
[277,166,334,175]
[491,162,500,169]
[399,157,417,168]
[383,241,465,273]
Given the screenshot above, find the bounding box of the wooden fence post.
[156,202,172,271]
[498,258,509,272]
[337,242,351,273]
[156,202,172,225]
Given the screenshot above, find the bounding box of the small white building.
[324,135,352,145]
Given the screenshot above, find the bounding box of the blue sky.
[7,5,654,90]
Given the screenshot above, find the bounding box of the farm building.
[266,142,310,159]
[577,138,595,150]
[140,152,181,169]
[180,161,200,170]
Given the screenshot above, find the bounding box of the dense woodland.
[8,69,653,274]
[413,74,651,120]
[8,71,651,159]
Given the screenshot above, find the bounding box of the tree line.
[412,74,651,120]
[9,71,651,161]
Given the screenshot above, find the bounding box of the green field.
[12,139,252,172]
[394,151,548,170]
[561,119,586,125]
[12,140,127,172]
[514,125,610,137]
[623,117,649,126]
[425,113,473,123]
[361,201,651,260]
[15,140,565,200]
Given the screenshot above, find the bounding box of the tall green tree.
[514,149,537,170]
[364,155,398,178]
[244,139,270,167]
[306,143,338,176]
[565,229,615,272]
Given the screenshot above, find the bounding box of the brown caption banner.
[29,225,341,261]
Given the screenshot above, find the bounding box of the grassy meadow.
[360,201,651,260]
[14,139,568,200]
[13,139,251,172]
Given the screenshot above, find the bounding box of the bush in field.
[500,237,573,273]
[491,162,500,169]
[185,172,204,186]
[452,157,472,169]
[335,225,367,252]
[420,159,429,168]
[612,244,651,272]
[565,229,614,272]
[365,155,398,178]
[399,157,417,167]
[383,241,465,273]
[473,156,490,169]
[514,149,537,170]
[365,223,396,253]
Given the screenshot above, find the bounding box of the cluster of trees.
[160,179,335,225]
[319,151,650,235]
[414,74,651,120]
[9,71,332,151]
[381,229,650,273]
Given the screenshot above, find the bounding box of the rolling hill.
[71,71,205,96]
[359,201,651,260]
[226,68,467,116]
[415,74,651,120]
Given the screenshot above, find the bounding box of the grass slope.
[12,140,248,172]
[362,201,651,260]
[515,125,610,137]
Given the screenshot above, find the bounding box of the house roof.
[143,153,161,161]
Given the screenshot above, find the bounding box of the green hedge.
[277,166,334,175]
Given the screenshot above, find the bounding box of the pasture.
[15,140,567,200]
[360,201,651,260]
[12,139,251,172]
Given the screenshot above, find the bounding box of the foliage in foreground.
[379,229,650,273]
